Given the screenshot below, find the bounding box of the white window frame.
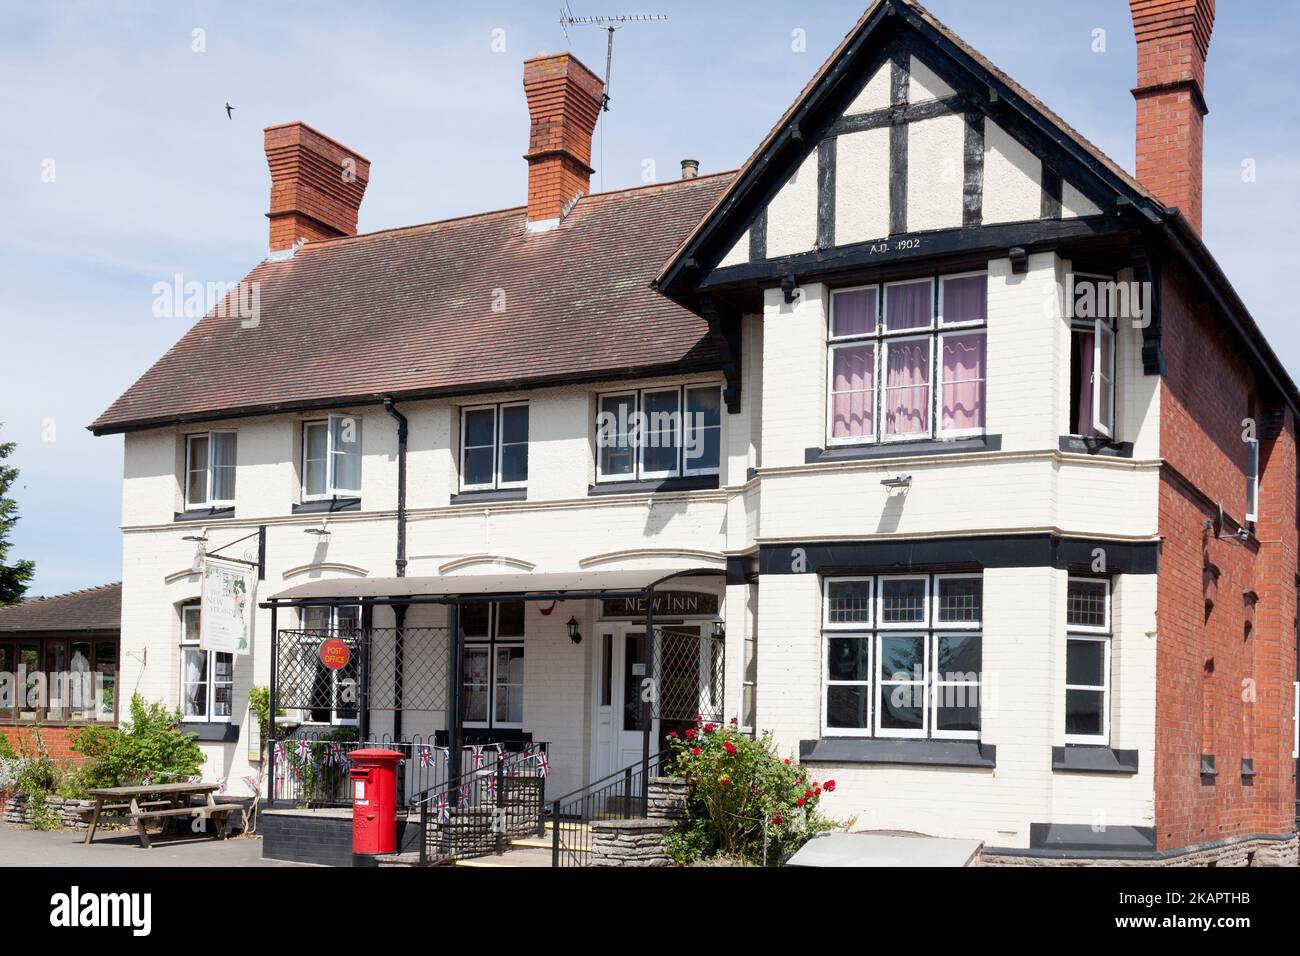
[936,271,987,328]
[459,402,529,492]
[822,576,874,630]
[1091,318,1116,438]
[1064,634,1111,745]
[936,328,988,439]
[683,384,723,478]
[826,339,879,447]
[490,644,525,730]
[595,384,722,483]
[882,277,936,335]
[821,631,873,739]
[881,334,934,443]
[184,430,237,510]
[876,574,930,628]
[930,632,981,741]
[301,414,362,501]
[875,631,929,739]
[179,605,233,723]
[1245,436,1260,524]
[461,603,525,730]
[1066,576,1111,634]
[932,573,983,630]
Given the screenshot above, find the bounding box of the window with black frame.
[300,605,361,724]
[461,601,525,729]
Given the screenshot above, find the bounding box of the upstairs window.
[1245,401,1260,524]
[1069,275,1117,439]
[302,414,362,500]
[827,272,986,446]
[596,384,721,482]
[184,431,237,510]
[460,402,529,492]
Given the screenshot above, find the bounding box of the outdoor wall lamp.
[880,473,912,490]
[567,617,582,644]
[304,518,330,536]
[711,620,725,640]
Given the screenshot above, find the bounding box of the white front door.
[591,625,659,783]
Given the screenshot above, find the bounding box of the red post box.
[349,748,402,860]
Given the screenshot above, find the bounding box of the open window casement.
[1090,319,1116,439]
[1245,437,1260,524]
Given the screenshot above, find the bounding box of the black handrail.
[546,749,672,867]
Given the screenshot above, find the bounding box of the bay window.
[827,272,986,445]
[596,384,721,482]
[303,414,362,499]
[1064,577,1111,744]
[821,573,982,739]
[184,431,237,510]
[461,601,525,728]
[460,402,528,492]
[0,637,117,724]
[180,605,234,722]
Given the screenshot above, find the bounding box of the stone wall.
[977,834,1298,868]
[587,777,688,868]
[2,792,97,829]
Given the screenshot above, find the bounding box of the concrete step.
[455,846,553,868]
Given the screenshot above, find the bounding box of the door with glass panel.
[591,626,659,782]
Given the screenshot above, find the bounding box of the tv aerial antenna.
[559,3,668,111]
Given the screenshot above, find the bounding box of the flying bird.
[225,102,235,120]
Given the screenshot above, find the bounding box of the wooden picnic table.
[83,782,235,848]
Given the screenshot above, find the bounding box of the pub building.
[87,0,1298,866]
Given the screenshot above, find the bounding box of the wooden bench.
[84,783,234,848]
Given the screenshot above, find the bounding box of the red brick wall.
[1155,260,1298,849]
[1,726,85,761]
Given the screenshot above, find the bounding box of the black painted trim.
[1058,436,1135,458]
[1040,165,1063,220]
[749,208,768,262]
[805,434,1001,464]
[888,50,909,237]
[800,737,995,769]
[291,496,361,515]
[816,136,837,250]
[726,553,759,586]
[828,94,965,137]
[184,722,240,742]
[1029,822,1156,853]
[588,475,720,497]
[449,488,528,505]
[759,534,1159,576]
[174,507,235,522]
[962,111,984,228]
[1051,745,1139,775]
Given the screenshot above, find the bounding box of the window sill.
[174,506,235,522]
[799,737,995,769]
[181,722,239,742]
[805,434,1001,464]
[1058,436,1134,458]
[292,496,361,515]
[450,488,528,505]
[588,475,720,496]
[1051,745,1139,775]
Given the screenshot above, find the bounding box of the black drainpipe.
[384,398,409,740]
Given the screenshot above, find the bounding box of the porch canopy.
[261,567,723,608]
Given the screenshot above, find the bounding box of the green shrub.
[13,731,59,829]
[0,733,15,760]
[70,694,204,788]
[665,718,839,865]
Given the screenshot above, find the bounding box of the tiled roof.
[0,583,121,633]
[90,173,735,434]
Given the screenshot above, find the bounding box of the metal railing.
[546,750,670,867]
[415,743,550,865]
[271,732,456,809]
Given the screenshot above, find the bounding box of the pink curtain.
[886,281,932,332]
[885,340,931,436]
[941,332,985,430]
[1076,331,1100,437]
[832,344,874,439]
[942,275,987,324]
[832,289,877,337]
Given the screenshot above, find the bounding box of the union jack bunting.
[438,747,451,769]
[493,742,505,763]
[435,794,449,823]
[419,747,434,768]
[535,750,549,778]
[142,772,153,786]
[329,742,346,765]
[217,777,228,794]
[459,784,471,805]
[481,775,496,799]
[471,744,485,769]
[242,776,261,797]
[295,739,312,763]
[274,741,287,764]
[523,742,535,760]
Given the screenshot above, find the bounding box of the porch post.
[641,587,655,811]
[393,603,407,740]
[446,602,462,789]
[359,602,373,742]
[268,603,278,807]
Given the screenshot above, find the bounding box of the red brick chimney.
[522,53,604,229]
[1129,0,1216,233]
[264,122,371,252]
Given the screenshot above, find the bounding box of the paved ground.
[0,825,308,867]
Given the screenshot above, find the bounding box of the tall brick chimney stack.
[264,121,371,252]
[1129,0,1216,233]
[522,53,605,230]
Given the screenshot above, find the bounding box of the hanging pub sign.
[318,638,351,671]
[600,590,720,620]
[199,554,256,655]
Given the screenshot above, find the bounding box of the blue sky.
[1,0,1297,596]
